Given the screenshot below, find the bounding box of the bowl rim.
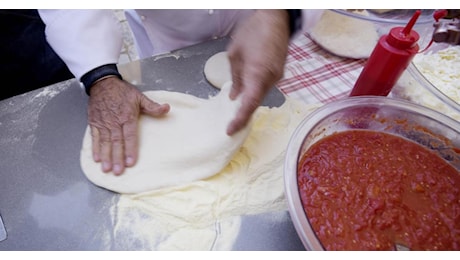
[330,9,435,25]
[283,96,460,251]
[407,60,460,114]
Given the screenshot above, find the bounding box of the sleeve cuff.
[286,9,302,37]
[80,64,123,95]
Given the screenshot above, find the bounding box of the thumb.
[139,94,170,117]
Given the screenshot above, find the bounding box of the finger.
[228,50,244,100]
[140,94,170,117]
[98,127,113,173]
[90,126,101,162]
[110,126,125,176]
[122,119,138,168]
[227,93,262,136]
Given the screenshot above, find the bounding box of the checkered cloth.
[276,32,367,105]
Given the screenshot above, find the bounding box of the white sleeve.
[38,9,123,80]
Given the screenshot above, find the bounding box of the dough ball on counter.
[80,82,250,194]
[204,51,232,89]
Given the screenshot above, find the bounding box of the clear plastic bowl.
[330,9,436,46]
[392,43,460,121]
[284,96,460,250]
[331,9,436,24]
[308,9,436,59]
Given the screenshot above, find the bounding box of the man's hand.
[226,10,290,135]
[88,77,170,175]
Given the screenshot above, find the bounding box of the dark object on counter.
[432,10,460,45]
[444,9,460,19]
[0,10,73,101]
[350,10,421,97]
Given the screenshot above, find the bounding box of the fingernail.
[102,162,111,172]
[113,164,122,175]
[125,156,134,166]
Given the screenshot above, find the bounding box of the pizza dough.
[80,82,251,194]
[309,10,379,59]
[105,97,323,250]
[204,51,232,89]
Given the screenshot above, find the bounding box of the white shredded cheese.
[413,45,460,104]
[393,45,460,121]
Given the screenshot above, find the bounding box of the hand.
[87,76,170,175]
[226,10,290,135]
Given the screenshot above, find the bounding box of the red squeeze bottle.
[349,10,421,97]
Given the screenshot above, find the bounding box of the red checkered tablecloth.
[276,32,367,105]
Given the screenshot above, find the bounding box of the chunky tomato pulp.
[297,130,460,250]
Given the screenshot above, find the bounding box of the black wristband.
[286,9,302,37]
[80,64,122,95]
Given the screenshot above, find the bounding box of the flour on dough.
[309,10,379,59]
[204,51,232,89]
[80,82,250,194]
[107,97,323,250]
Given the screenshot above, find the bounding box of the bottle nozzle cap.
[387,10,421,49]
[402,10,421,35]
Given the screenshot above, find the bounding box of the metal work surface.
[0,212,6,242]
[0,38,303,250]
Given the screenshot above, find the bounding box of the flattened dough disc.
[309,10,379,59]
[80,83,250,194]
[204,51,232,89]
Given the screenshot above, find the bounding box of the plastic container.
[349,10,421,96]
[391,43,460,121]
[306,9,434,60]
[330,9,435,47]
[284,96,460,250]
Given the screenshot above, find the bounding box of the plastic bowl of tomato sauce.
[284,96,460,251]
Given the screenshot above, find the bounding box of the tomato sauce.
[297,130,460,250]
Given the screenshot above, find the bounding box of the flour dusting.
[0,80,73,151]
[105,98,321,250]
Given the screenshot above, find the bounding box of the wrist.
[80,64,122,95]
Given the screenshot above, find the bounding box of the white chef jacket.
[125,9,253,59]
[125,9,324,59]
[39,9,324,82]
[39,9,123,81]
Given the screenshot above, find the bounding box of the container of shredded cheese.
[392,43,460,121]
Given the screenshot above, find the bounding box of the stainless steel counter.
[0,38,304,250]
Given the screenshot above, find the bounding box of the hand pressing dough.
[309,10,379,59]
[204,51,232,89]
[108,97,323,250]
[80,82,250,194]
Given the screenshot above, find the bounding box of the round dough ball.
[80,82,250,194]
[204,51,232,89]
[309,10,379,59]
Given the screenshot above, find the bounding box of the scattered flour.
[0,80,72,150]
[33,86,62,99]
[106,97,321,250]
